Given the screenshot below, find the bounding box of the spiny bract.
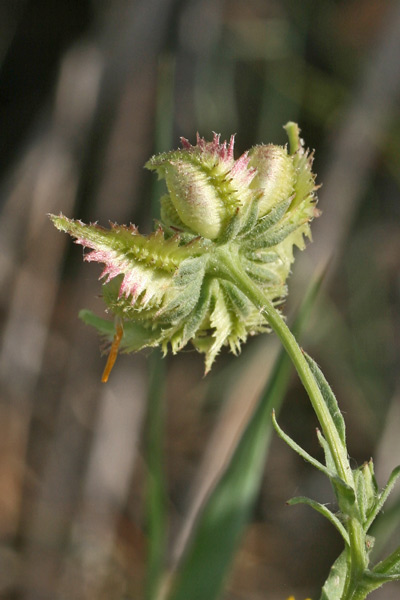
[50,122,318,376]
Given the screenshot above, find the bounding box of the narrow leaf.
[249,196,292,239]
[354,466,368,524]
[244,219,301,250]
[365,465,400,531]
[369,494,400,557]
[79,309,116,337]
[366,569,400,581]
[288,496,350,545]
[235,197,259,238]
[330,475,357,519]
[373,544,400,578]
[79,309,163,351]
[304,353,346,446]
[272,411,333,478]
[316,429,336,474]
[241,258,282,285]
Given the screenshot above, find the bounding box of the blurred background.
[0,0,400,598]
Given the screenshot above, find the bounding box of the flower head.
[50,122,318,378]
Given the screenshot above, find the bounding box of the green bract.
[50,122,318,374]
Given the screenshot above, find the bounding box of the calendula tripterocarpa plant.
[52,123,316,378]
[51,123,400,600]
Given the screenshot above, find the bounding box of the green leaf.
[79,309,163,351]
[316,429,336,474]
[158,256,207,322]
[354,466,368,525]
[218,197,259,243]
[243,218,301,250]
[234,197,259,238]
[365,465,400,531]
[170,281,212,353]
[288,496,350,545]
[373,544,400,577]
[330,475,358,519]
[365,569,400,583]
[356,564,400,598]
[319,550,347,600]
[304,353,346,446]
[316,430,358,519]
[244,249,279,263]
[369,493,400,558]
[272,411,333,479]
[79,309,116,337]
[248,196,292,239]
[354,460,379,527]
[240,258,282,285]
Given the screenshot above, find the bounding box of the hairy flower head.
[50,123,318,378]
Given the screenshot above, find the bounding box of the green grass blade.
[145,51,175,599]
[167,346,292,600]
[145,350,168,600]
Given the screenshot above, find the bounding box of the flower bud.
[146,133,256,240]
[153,157,224,239]
[248,145,295,217]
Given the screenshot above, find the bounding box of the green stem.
[212,247,368,588]
[346,586,371,600]
[216,249,350,480]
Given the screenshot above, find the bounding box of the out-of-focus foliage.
[0,1,399,599]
